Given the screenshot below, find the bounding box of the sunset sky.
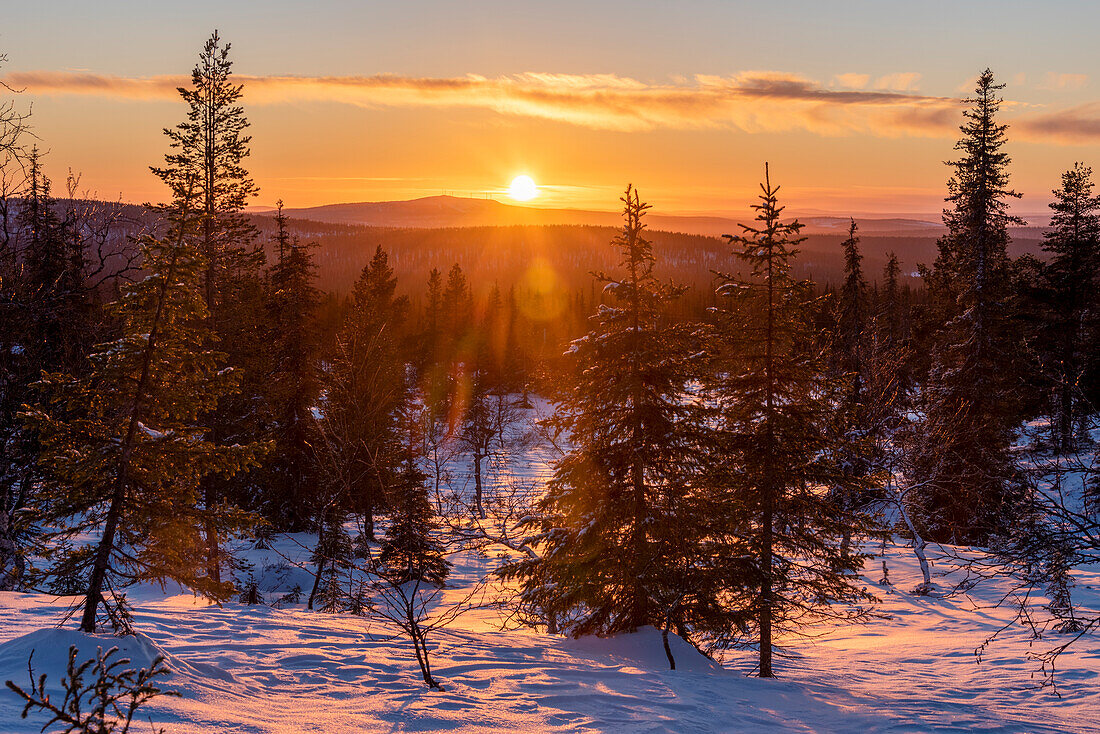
[4,1,1100,215]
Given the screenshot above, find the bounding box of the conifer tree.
[379,405,450,586]
[504,186,712,639]
[830,219,878,555]
[837,219,868,406]
[709,165,878,677]
[265,202,321,525]
[1039,163,1100,452]
[459,374,495,519]
[868,252,911,419]
[309,510,353,612]
[419,267,444,371]
[151,32,260,305]
[324,246,408,539]
[440,262,474,373]
[151,31,266,578]
[21,195,263,633]
[908,70,1024,543]
[19,148,91,375]
[879,253,905,349]
[483,285,504,384]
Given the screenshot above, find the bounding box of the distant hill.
[279,195,947,238]
[23,196,1043,297]
[262,198,1048,295]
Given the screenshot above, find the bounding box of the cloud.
[1015,102,1100,143]
[874,73,922,92]
[1039,72,1089,91]
[2,68,964,138]
[832,73,870,89]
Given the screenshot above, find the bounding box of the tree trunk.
[364,497,375,542]
[759,498,774,677]
[307,520,327,611]
[473,452,485,519]
[204,481,221,584]
[662,625,676,671]
[408,603,439,689]
[80,485,125,633]
[897,486,932,593]
[82,209,191,632]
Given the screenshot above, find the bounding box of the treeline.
[291,222,939,294]
[1,34,1098,682]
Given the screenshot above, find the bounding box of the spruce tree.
[19,148,91,375]
[1039,163,1100,452]
[379,405,450,586]
[908,69,1024,543]
[837,219,868,406]
[504,186,713,639]
[309,510,353,612]
[438,263,474,377]
[419,267,444,372]
[459,373,495,519]
[21,196,263,632]
[324,246,408,539]
[709,165,878,677]
[265,202,321,526]
[830,219,877,554]
[151,31,266,578]
[879,253,905,350]
[868,252,911,420]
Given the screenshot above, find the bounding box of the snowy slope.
[1,540,1098,733]
[1,403,1098,732]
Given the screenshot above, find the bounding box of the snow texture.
[1,401,1097,732]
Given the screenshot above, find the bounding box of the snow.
[3,542,1096,733]
[1,401,1098,732]
[3,535,1097,733]
[137,421,167,439]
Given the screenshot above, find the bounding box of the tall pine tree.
[709,165,877,677]
[22,195,263,632]
[908,69,1024,543]
[1039,163,1100,452]
[504,186,714,641]
[151,31,266,579]
[323,246,409,540]
[265,202,321,526]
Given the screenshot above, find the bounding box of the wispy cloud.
[4,69,964,138]
[832,73,870,89]
[1015,102,1100,143]
[12,67,1096,145]
[873,73,922,92]
[10,68,1100,144]
[1038,72,1089,91]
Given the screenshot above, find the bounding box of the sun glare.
[508,174,538,201]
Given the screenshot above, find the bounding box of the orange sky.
[4,2,1100,217]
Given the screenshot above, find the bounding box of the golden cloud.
[1038,72,1089,91]
[10,68,1091,146]
[1015,102,1100,143]
[4,69,967,138]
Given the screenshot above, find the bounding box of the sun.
[508,174,538,202]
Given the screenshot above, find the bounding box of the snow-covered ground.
[1,542,1097,733]
[1,404,1098,733]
